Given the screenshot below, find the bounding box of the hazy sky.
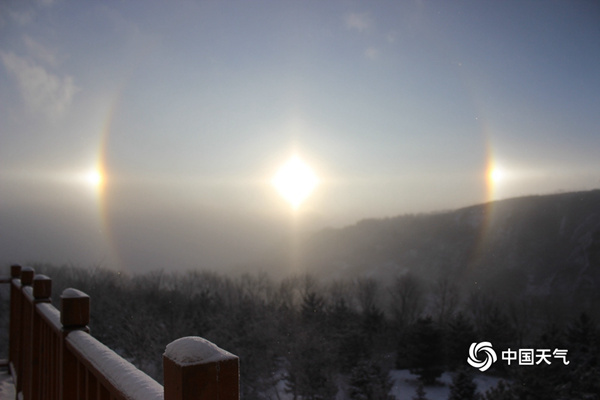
[1,1,599,272]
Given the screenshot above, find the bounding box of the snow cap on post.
[164,336,239,400]
[60,288,90,328]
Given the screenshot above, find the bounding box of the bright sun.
[86,169,103,188]
[489,167,505,183]
[272,156,319,209]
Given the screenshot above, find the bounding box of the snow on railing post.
[163,336,240,400]
[8,265,22,380]
[18,266,35,399]
[31,274,52,400]
[60,288,90,400]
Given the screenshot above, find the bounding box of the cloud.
[386,31,396,44]
[8,9,34,25]
[0,51,79,118]
[344,12,371,33]
[365,47,380,60]
[23,36,58,66]
[2,0,57,27]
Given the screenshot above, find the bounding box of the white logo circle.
[467,342,497,372]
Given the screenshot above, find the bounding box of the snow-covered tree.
[412,382,429,400]
[286,291,336,400]
[406,316,444,385]
[447,369,477,400]
[481,380,515,400]
[301,291,326,324]
[445,312,477,371]
[285,330,336,400]
[348,360,394,400]
[564,313,600,398]
[327,297,368,373]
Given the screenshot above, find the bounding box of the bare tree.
[389,273,424,330]
[355,277,380,314]
[431,276,460,326]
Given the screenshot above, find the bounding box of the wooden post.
[33,275,52,299]
[18,266,35,398]
[60,288,90,400]
[10,265,21,278]
[31,275,52,400]
[8,265,22,379]
[20,266,35,286]
[163,336,240,400]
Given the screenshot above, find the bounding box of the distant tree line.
[10,264,597,400]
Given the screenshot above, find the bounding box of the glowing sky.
[1,1,599,272]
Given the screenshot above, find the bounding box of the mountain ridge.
[267,189,600,315]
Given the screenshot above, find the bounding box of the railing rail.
[2,264,240,400]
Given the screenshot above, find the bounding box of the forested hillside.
[282,190,600,323]
[2,189,600,399]
[15,260,600,400]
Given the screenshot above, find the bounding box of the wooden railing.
[1,265,240,400]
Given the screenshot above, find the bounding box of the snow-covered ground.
[390,369,502,400]
[269,368,502,400]
[0,366,15,400]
